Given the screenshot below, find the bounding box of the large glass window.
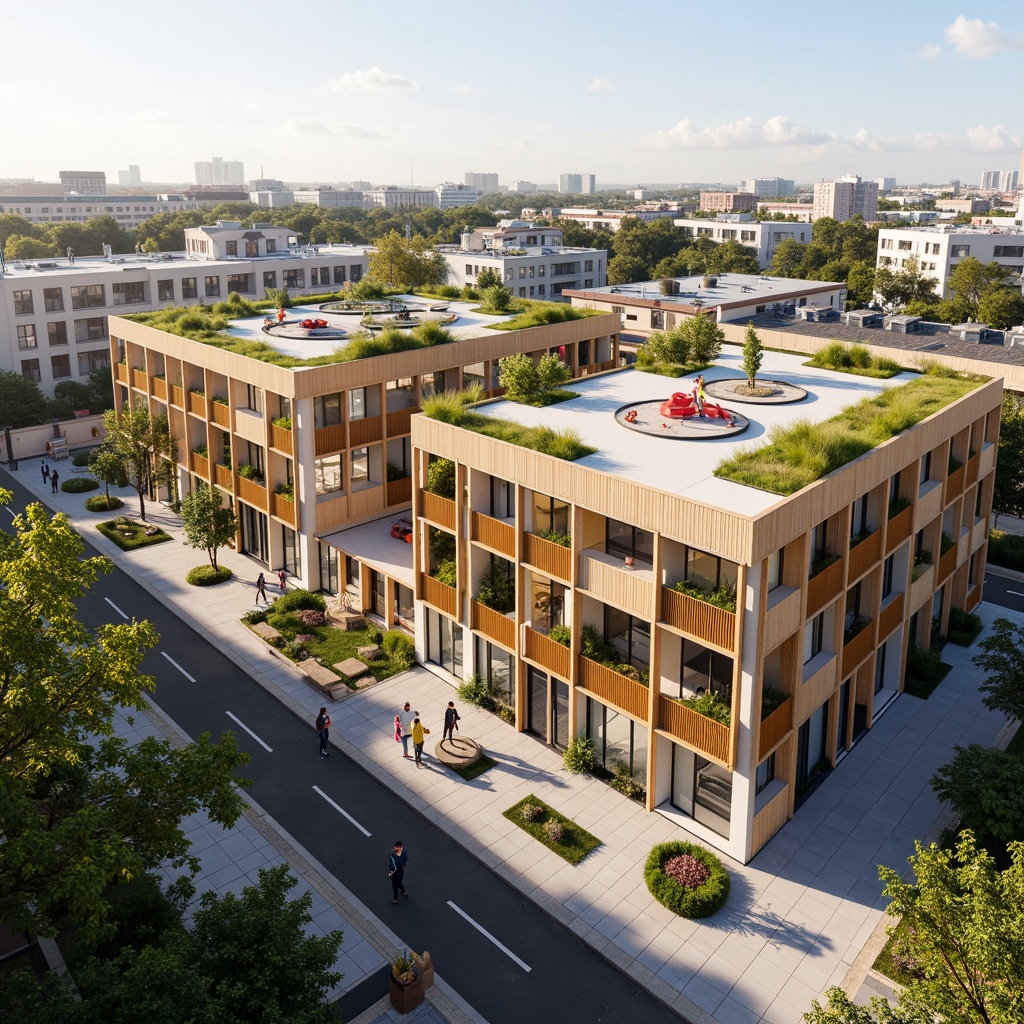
[490,475,514,519]
[349,388,366,420]
[604,607,651,672]
[588,699,648,786]
[182,277,198,299]
[532,492,569,536]
[13,290,34,315]
[112,281,146,305]
[43,287,64,312]
[767,548,784,591]
[426,608,463,677]
[395,585,415,626]
[283,269,304,288]
[606,520,654,566]
[227,274,251,293]
[682,545,737,591]
[530,574,565,632]
[475,637,515,707]
[282,526,301,576]
[805,613,825,663]
[17,325,37,349]
[47,322,68,346]
[204,275,220,297]
[314,393,342,428]
[21,358,41,381]
[755,754,776,793]
[74,317,106,341]
[318,542,339,594]
[670,638,733,699]
[315,455,343,494]
[50,354,71,379]
[263,271,277,291]
[157,279,174,301]
[351,447,369,485]
[71,284,104,309]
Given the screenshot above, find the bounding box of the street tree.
[994,393,1024,524]
[101,403,176,522]
[972,616,1024,724]
[181,483,238,570]
[0,368,49,427]
[88,443,127,502]
[742,321,763,389]
[804,986,932,1024]
[0,493,248,939]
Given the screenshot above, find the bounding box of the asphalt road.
[1,473,685,1024]
[982,571,1024,614]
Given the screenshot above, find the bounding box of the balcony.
[213,463,233,489]
[848,529,881,581]
[965,453,979,489]
[578,657,649,721]
[270,422,293,455]
[386,476,412,507]
[658,696,731,767]
[188,392,207,418]
[235,474,268,511]
[114,363,128,384]
[523,626,571,679]
[579,549,654,620]
[348,483,385,520]
[131,368,148,391]
[314,424,344,456]
[170,384,185,408]
[944,464,966,505]
[937,543,958,583]
[420,572,457,618]
[211,400,231,429]
[471,511,515,558]
[271,491,297,527]
[758,695,792,761]
[189,451,209,480]
[470,600,516,650]
[660,586,736,652]
[886,503,913,553]
[349,414,383,447]
[386,407,415,437]
[522,532,572,583]
[419,489,456,531]
[807,556,844,616]
[842,618,875,677]
[151,377,167,401]
[878,591,904,640]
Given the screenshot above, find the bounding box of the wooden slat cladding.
[152,377,167,401]
[578,554,654,620]
[848,529,881,582]
[314,424,345,456]
[270,423,293,455]
[965,453,979,489]
[189,452,209,479]
[886,504,913,553]
[944,464,966,505]
[522,532,572,582]
[523,627,571,680]
[210,401,231,428]
[660,586,736,652]
[842,622,875,678]
[271,493,297,527]
[386,477,412,507]
[131,369,148,390]
[348,484,385,521]
[236,475,268,510]
[937,545,958,583]
[578,658,649,721]
[188,392,207,418]
[419,490,456,531]
[751,785,791,854]
[878,592,904,640]
[471,511,515,557]
[966,584,982,610]
[420,573,458,618]
[171,384,185,408]
[657,696,731,767]
[349,415,383,447]
[470,600,516,650]
[758,696,793,761]
[115,363,128,384]
[386,407,415,437]
[214,464,233,489]
[807,557,844,616]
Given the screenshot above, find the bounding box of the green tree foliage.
[0,493,248,939]
[498,353,571,402]
[476,557,515,612]
[367,230,448,288]
[537,352,573,390]
[475,267,503,289]
[874,257,939,312]
[972,616,1024,724]
[479,283,514,313]
[946,257,1013,321]
[742,321,763,388]
[181,484,238,570]
[679,313,724,365]
[3,234,54,260]
[88,443,128,501]
[769,238,808,277]
[804,986,933,1024]
[0,368,49,427]
[995,393,1024,523]
[607,218,693,283]
[101,404,176,522]
[979,287,1024,330]
[426,456,456,499]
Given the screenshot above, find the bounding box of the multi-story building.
[813,176,879,223]
[507,179,537,194]
[117,166,142,187]
[559,173,596,195]
[552,207,678,231]
[363,187,438,210]
[757,202,813,222]
[250,190,297,208]
[105,301,621,613]
[699,192,757,214]
[0,194,210,228]
[59,171,106,196]
[458,221,564,251]
[440,244,608,300]
[979,170,1019,192]
[195,157,245,186]
[0,223,370,397]
[876,224,1024,297]
[435,183,483,208]
[874,177,896,194]
[465,173,499,192]
[408,351,999,861]
[739,178,795,199]
[672,214,812,268]
[292,188,365,208]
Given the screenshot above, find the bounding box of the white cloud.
[586,78,618,92]
[130,109,177,125]
[966,123,1023,152]
[327,67,419,94]
[943,15,1024,58]
[452,84,477,95]
[647,115,831,150]
[917,42,942,59]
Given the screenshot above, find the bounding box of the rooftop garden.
[422,385,596,461]
[484,302,603,332]
[805,341,903,379]
[714,366,988,496]
[635,316,723,378]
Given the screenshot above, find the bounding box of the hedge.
[84,495,124,512]
[61,477,99,493]
[186,565,233,587]
[644,840,730,918]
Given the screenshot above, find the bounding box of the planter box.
[171,384,185,408]
[878,592,904,640]
[190,452,210,479]
[807,557,843,617]
[131,368,148,391]
[944,464,965,505]
[270,422,293,455]
[386,407,415,437]
[211,401,231,428]
[471,511,515,558]
[115,363,128,384]
[419,489,456,531]
[758,695,792,760]
[965,453,979,488]
[937,544,957,583]
[471,600,515,650]
[420,572,457,618]
[272,491,297,526]
[188,392,207,418]
[886,503,913,553]
[842,620,875,677]
[314,424,344,456]
[578,656,649,720]
[349,414,383,447]
[152,377,167,401]
[848,529,881,582]
[660,586,736,652]
[236,474,268,510]
[657,695,731,767]
[522,532,571,583]
[523,626,570,680]
[389,971,424,1014]
[214,463,233,489]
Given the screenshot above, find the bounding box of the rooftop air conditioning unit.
[35,261,58,270]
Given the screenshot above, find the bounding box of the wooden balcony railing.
[522,532,572,582]
[848,529,881,581]
[886,504,913,553]
[115,363,128,384]
[314,424,344,456]
[271,492,297,526]
[420,572,457,618]
[579,553,654,620]
[131,368,148,391]
[660,586,736,652]
[386,407,415,437]
[759,695,793,760]
[152,377,167,401]
[470,600,516,650]
[878,592,904,640]
[349,415,383,447]
[966,583,982,610]
[578,657,649,720]
[842,621,875,677]
[471,511,515,558]
[386,476,412,507]
[188,392,207,418]
[523,626,571,679]
[937,544,958,583]
[965,453,979,489]
[419,489,456,531]
[189,452,209,479]
[270,422,293,455]
[235,474,268,511]
[658,696,731,767]
[170,384,185,408]
[945,464,966,505]
[210,401,230,428]
[213,463,233,489]
[807,556,844,616]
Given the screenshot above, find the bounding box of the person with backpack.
[315,707,331,758]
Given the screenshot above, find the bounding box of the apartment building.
[465,173,499,192]
[672,214,812,269]
[0,223,369,396]
[757,203,813,222]
[979,170,1018,192]
[408,353,999,861]
[507,180,537,194]
[59,171,106,196]
[440,245,608,300]
[363,188,438,209]
[458,221,564,251]
[739,178,795,199]
[699,192,757,214]
[292,188,365,208]
[813,176,879,223]
[552,207,678,231]
[105,301,621,617]
[0,194,209,228]
[435,183,483,208]
[559,173,596,195]
[195,157,245,186]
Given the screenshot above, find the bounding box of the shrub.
[367,627,384,644]
[544,819,565,843]
[266,611,303,635]
[426,457,456,498]
[186,564,232,587]
[947,608,982,647]
[84,494,123,512]
[537,528,571,547]
[548,624,572,647]
[671,578,737,612]
[295,608,326,627]
[457,674,490,707]
[271,415,291,429]
[520,804,543,823]
[61,476,99,493]
[382,629,415,669]
[283,638,310,660]
[271,589,326,613]
[609,762,646,801]
[988,529,1024,572]
[644,841,730,918]
[72,450,93,466]
[242,608,267,625]
[681,691,731,726]
[476,558,515,613]
[562,736,595,774]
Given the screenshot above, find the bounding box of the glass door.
[527,667,547,738]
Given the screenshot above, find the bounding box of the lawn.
[97,518,172,551]
[502,795,601,865]
[453,755,498,781]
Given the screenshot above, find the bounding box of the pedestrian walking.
[256,572,268,605]
[278,567,287,593]
[412,717,430,767]
[315,707,331,758]
[50,469,59,493]
[388,840,408,904]
[41,461,49,484]
[398,702,415,758]
[67,247,75,265]
[442,701,460,744]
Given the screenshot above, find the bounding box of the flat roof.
[319,514,414,588]
[438,245,603,259]
[471,348,922,517]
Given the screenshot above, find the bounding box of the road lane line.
[446,901,532,972]
[1007,590,1024,598]
[5,507,15,519]
[225,711,273,752]
[104,597,128,620]
[312,785,372,837]
[162,651,196,682]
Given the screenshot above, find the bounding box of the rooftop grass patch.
[422,386,596,461]
[714,371,987,496]
[503,795,601,865]
[805,341,904,378]
[97,517,172,551]
[484,301,601,331]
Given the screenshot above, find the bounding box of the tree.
[804,986,932,1024]
[978,288,1024,331]
[181,484,238,570]
[0,368,49,427]
[0,493,248,939]
[3,234,54,260]
[476,267,502,289]
[498,353,541,401]
[679,313,724,365]
[972,617,1024,724]
[874,257,939,313]
[88,443,127,501]
[48,380,95,420]
[769,238,808,277]
[947,257,1011,319]
[367,230,448,288]
[993,393,1024,524]
[742,321,763,388]
[479,283,513,313]
[845,262,878,308]
[101,403,175,522]
[536,352,572,391]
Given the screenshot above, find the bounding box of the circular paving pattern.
[263,318,349,341]
[433,735,483,769]
[362,309,458,331]
[703,378,807,405]
[614,401,749,439]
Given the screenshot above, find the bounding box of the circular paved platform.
[433,735,483,769]
[704,378,807,405]
[614,401,749,440]
[264,321,349,341]
[363,310,458,331]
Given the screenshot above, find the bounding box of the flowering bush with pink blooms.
[663,853,710,889]
[296,608,326,627]
[544,819,565,843]
[644,840,729,918]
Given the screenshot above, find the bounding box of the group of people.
[40,461,60,493]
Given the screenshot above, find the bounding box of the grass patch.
[503,795,601,865]
[872,915,922,987]
[84,494,123,512]
[453,755,498,781]
[805,341,904,378]
[635,360,713,378]
[715,372,987,495]
[97,517,172,551]
[484,302,601,331]
[509,388,578,408]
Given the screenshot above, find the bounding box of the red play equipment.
[658,391,733,425]
[390,518,413,543]
[299,318,330,330]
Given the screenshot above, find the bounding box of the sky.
[2,1,1022,189]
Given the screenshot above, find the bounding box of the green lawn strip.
[509,389,578,408]
[502,795,601,865]
[872,915,920,986]
[635,360,713,379]
[453,755,498,781]
[483,305,602,331]
[801,360,901,379]
[96,519,172,551]
[903,661,953,700]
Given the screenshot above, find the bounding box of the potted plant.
[388,950,423,1013]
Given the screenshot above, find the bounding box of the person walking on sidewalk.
[442,701,460,744]
[398,701,415,758]
[315,707,331,758]
[256,572,268,605]
[50,469,59,493]
[412,717,430,767]
[388,840,408,904]
[41,461,49,485]
[278,567,287,593]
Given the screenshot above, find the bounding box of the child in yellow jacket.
[412,717,431,767]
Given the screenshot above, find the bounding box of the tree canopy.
[971,616,1024,724]
[367,230,448,288]
[994,393,1024,523]
[101,404,176,521]
[0,368,50,427]
[181,484,238,569]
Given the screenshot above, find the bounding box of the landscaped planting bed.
[186,565,233,586]
[503,795,601,865]
[61,477,99,493]
[97,517,172,551]
[644,840,730,918]
[84,495,124,512]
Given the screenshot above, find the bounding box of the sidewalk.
[5,459,1014,1024]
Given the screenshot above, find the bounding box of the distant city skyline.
[1,1,1021,187]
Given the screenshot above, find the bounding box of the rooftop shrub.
[485,301,601,331]
[806,341,904,378]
